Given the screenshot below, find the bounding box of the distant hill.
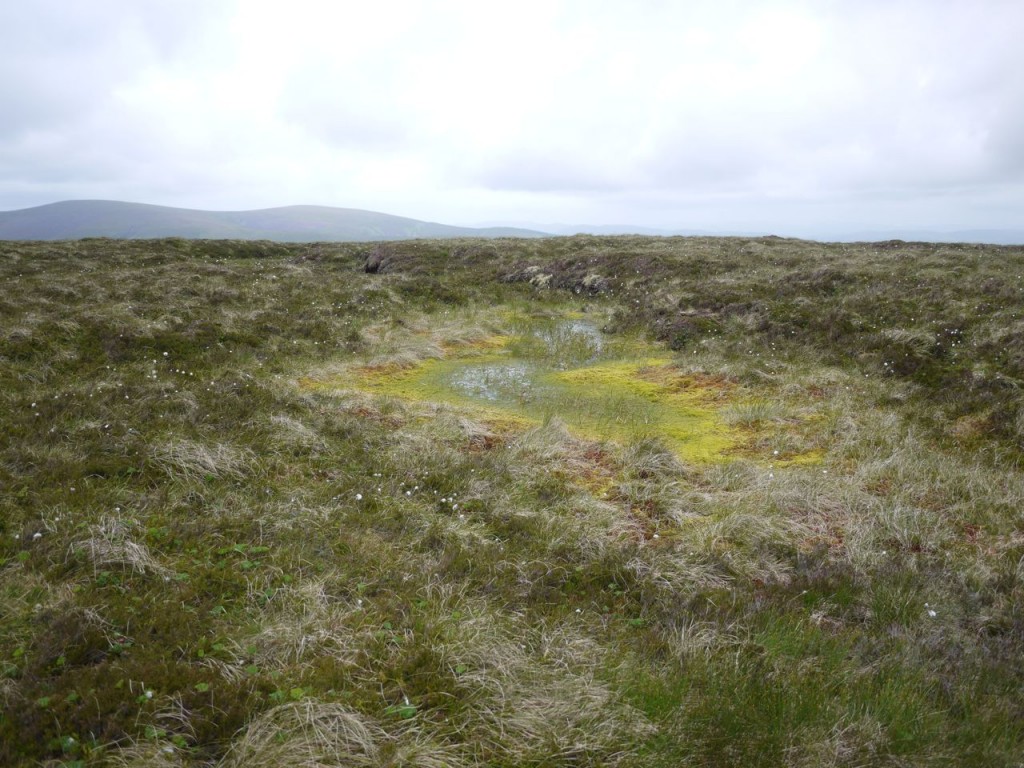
[478,220,1024,245]
[842,228,1024,246]
[0,200,547,241]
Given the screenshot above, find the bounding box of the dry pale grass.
[503,419,593,476]
[70,516,170,577]
[409,308,504,345]
[221,700,472,767]
[685,510,805,585]
[265,413,326,452]
[625,551,730,598]
[782,720,886,768]
[667,615,743,660]
[0,678,16,710]
[218,701,384,768]
[246,578,365,670]
[809,408,1024,582]
[436,604,654,765]
[106,740,186,768]
[0,563,85,629]
[361,320,447,369]
[149,439,256,481]
[380,731,469,768]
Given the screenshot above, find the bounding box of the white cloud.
[1,0,1022,235]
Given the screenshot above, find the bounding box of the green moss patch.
[306,317,815,464]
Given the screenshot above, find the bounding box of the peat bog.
[2,235,1024,766]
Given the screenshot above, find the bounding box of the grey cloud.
[0,1,221,140]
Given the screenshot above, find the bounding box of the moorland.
[2,234,1024,766]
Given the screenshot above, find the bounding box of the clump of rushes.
[1,235,1023,766]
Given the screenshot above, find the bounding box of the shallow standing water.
[348,315,742,462]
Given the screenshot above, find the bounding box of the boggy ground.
[2,235,1024,766]
[302,310,824,465]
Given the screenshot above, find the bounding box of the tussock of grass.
[150,439,256,482]
[106,739,187,768]
[720,398,786,426]
[436,609,655,765]
[219,701,385,767]
[246,578,364,669]
[71,516,170,577]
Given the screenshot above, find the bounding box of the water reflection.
[445,318,605,406]
[535,318,604,367]
[448,362,536,403]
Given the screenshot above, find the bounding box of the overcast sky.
[2,0,1022,237]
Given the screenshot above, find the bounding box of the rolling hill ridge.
[0,200,547,241]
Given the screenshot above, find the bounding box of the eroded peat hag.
[2,236,1024,766]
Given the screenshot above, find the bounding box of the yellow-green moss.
[549,360,738,461]
[442,334,513,356]
[303,318,822,465]
[310,355,742,463]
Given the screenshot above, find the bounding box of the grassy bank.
[2,235,1024,766]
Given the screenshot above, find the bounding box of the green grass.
[2,235,1024,766]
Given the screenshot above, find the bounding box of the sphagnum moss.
[307,316,825,466]
[1,236,1023,766]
